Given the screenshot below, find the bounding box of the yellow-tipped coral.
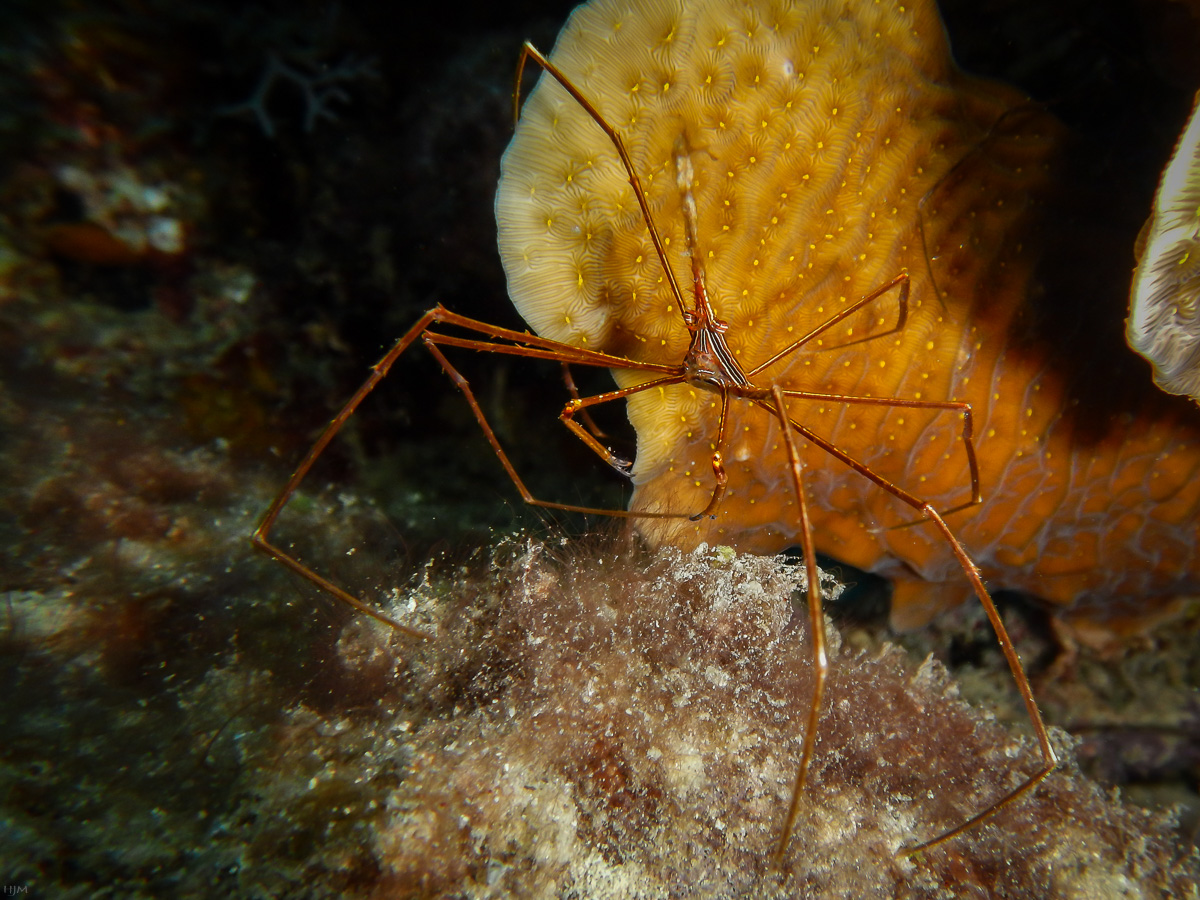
[1128,90,1200,401]
[498,0,1200,631]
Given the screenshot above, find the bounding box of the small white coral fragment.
[1128,91,1200,400]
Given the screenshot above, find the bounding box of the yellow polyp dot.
[987,428,996,437]
[925,341,934,350]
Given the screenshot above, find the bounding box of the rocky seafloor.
[2,0,1200,897]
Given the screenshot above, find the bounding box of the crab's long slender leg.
[898,506,1058,854]
[561,363,613,442]
[557,375,686,474]
[253,307,692,633]
[767,385,828,867]
[252,309,445,639]
[421,337,690,519]
[515,42,692,327]
[750,272,911,377]
[770,386,982,518]
[689,388,732,521]
[759,398,1057,856]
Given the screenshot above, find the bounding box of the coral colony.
[497,0,1200,635]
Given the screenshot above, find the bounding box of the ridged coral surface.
[496,0,1200,629]
[1128,91,1200,401]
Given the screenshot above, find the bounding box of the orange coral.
[497,0,1200,630]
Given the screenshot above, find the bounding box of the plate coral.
[497,0,1200,632]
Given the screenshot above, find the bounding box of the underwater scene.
[2,0,1200,896]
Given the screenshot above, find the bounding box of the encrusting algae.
[361,539,1196,897]
[497,0,1200,632]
